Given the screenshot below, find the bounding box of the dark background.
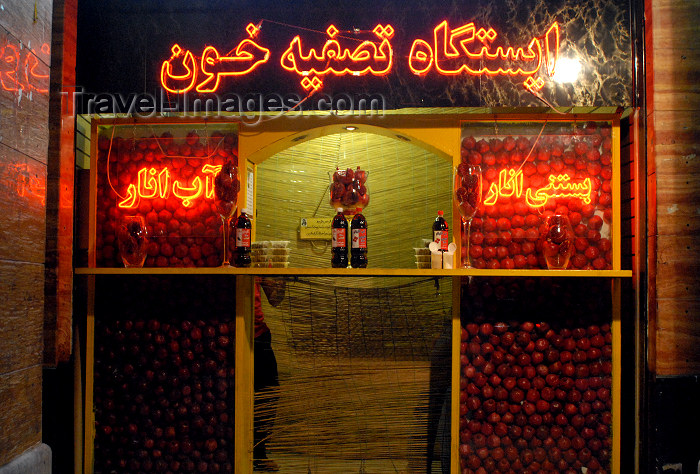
[76,0,633,111]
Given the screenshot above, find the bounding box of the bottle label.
[332,228,346,248]
[434,230,449,251]
[236,228,251,248]
[352,228,367,249]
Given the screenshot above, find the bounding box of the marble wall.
[76,0,633,110]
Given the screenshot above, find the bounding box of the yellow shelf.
[74,267,632,278]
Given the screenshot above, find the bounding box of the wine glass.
[214,160,240,266]
[543,214,574,269]
[117,215,149,268]
[454,164,482,268]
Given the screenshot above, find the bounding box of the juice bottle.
[331,208,348,268]
[350,208,367,268]
[433,210,449,251]
[234,211,252,267]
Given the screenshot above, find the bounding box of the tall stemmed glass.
[454,164,482,268]
[214,160,240,266]
[543,214,574,270]
[117,215,149,268]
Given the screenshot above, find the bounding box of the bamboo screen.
[253,132,455,471]
[259,277,453,473]
[254,131,454,271]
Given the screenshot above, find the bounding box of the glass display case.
[457,120,619,271]
[90,123,240,268]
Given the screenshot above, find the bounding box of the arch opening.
[241,121,456,165]
[253,129,454,271]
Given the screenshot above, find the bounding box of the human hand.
[260,277,286,307]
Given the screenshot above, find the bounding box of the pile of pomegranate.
[460,121,613,270]
[459,277,612,473]
[330,166,369,212]
[94,130,239,267]
[93,276,236,473]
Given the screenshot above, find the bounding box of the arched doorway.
[246,124,455,473]
[251,127,453,269]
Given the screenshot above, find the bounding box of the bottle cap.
[437,210,444,216]
[356,208,362,213]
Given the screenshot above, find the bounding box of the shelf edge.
[74,267,633,278]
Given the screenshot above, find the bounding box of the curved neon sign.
[159,20,560,94]
[280,24,394,93]
[409,21,559,93]
[160,23,270,94]
[118,165,222,209]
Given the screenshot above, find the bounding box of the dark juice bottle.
[331,208,348,268]
[433,210,449,251]
[234,211,252,267]
[350,208,367,268]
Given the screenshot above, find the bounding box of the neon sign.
[160,45,198,94]
[160,23,271,94]
[118,164,222,209]
[409,21,559,93]
[280,24,394,93]
[159,20,561,95]
[0,42,50,94]
[484,169,591,208]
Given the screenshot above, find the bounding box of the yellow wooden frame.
[612,278,622,473]
[84,275,95,473]
[87,113,623,271]
[451,276,462,474]
[79,112,631,474]
[76,267,631,277]
[235,276,255,473]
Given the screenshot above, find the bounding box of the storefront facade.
[0,0,698,473]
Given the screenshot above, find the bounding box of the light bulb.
[552,57,581,84]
